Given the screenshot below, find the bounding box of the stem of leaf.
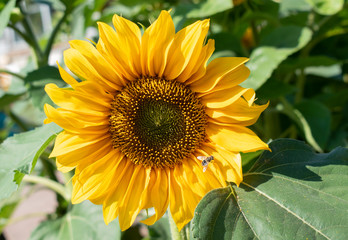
[264,108,281,140]
[250,20,259,45]
[43,10,69,63]
[0,69,25,80]
[18,1,44,67]
[5,212,49,227]
[295,68,305,103]
[6,109,29,131]
[7,23,34,50]
[40,156,58,182]
[22,175,70,201]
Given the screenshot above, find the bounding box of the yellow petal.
[112,14,142,75]
[190,153,227,187]
[170,165,204,231]
[69,40,123,87]
[200,86,253,108]
[57,62,78,86]
[169,168,193,231]
[118,166,151,231]
[206,122,270,153]
[44,104,109,134]
[206,98,269,126]
[97,22,139,80]
[102,163,134,225]
[73,80,114,101]
[211,65,250,94]
[55,138,112,171]
[243,87,257,106]
[164,19,210,80]
[183,157,223,195]
[201,143,243,186]
[190,57,249,93]
[71,150,123,204]
[45,105,109,128]
[174,27,212,83]
[64,48,122,91]
[141,168,170,225]
[184,39,215,84]
[140,10,175,77]
[55,160,75,173]
[45,84,110,116]
[50,131,110,157]
[90,159,133,205]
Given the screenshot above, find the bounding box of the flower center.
[109,77,207,168]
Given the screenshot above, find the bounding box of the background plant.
[0,0,347,239]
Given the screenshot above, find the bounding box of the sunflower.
[44,10,269,231]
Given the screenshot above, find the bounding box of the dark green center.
[109,77,206,168]
[135,100,185,148]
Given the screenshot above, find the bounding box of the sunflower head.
[44,10,269,231]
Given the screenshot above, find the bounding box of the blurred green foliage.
[0,0,348,239]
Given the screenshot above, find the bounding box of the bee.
[197,155,214,172]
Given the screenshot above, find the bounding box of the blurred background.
[0,0,347,239]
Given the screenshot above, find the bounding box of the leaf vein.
[241,181,330,239]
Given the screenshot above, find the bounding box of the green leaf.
[175,0,233,19]
[0,123,62,200]
[25,66,65,110]
[30,201,121,240]
[0,74,27,98]
[279,0,312,17]
[119,0,157,6]
[256,79,296,100]
[241,26,312,90]
[148,212,171,240]
[192,139,348,239]
[25,66,61,84]
[0,0,15,38]
[0,93,25,110]
[295,100,332,150]
[306,0,344,15]
[0,191,21,232]
[277,99,323,152]
[305,64,342,78]
[279,55,339,73]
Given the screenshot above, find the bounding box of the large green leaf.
[0,0,15,38]
[279,55,339,73]
[295,100,331,150]
[0,123,62,200]
[25,66,65,110]
[256,78,296,100]
[241,26,312,90]
[306,0,344,15]
[174,0,233,19]
[192,139,348,239]
[30,201,121,240]
[278,99,331,152]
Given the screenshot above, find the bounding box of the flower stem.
[168,211,181,240]
[22,175,70,201]
[180,224,190,240]
[168,211,190,240]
